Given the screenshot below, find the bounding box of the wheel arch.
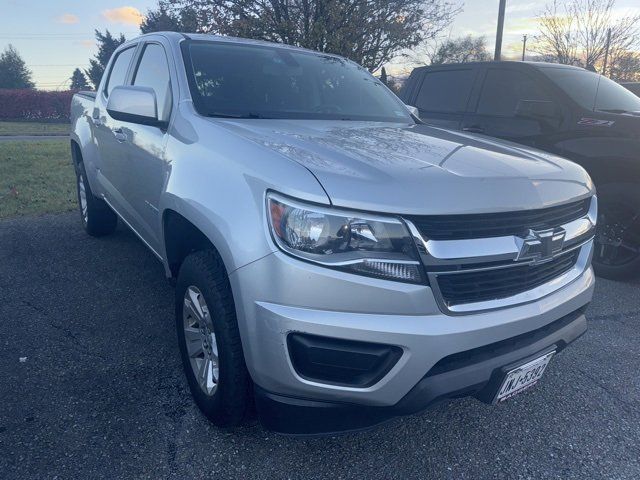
[584,160,640,191]
[161,204,235,279]
[70,139,82,172]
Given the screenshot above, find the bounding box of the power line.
[0,31,140,36]
[0,32,139,39]
[31,64,91,67]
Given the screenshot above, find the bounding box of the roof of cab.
[120,31,341,58]
[411,60,587,72]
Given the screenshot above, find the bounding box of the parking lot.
[1,212,639,479]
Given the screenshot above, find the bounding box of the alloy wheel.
[78,174,88,224]
[595,202,640,267]
[183,286,219,396]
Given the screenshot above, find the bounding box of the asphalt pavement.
[1,212,639,479]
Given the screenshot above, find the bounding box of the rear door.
[93,45,138,211]
[411,67,479,130]
[462,66,561,148]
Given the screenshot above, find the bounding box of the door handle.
[462,125,485,134]
[92,108,103,126]
[113,128,127,143]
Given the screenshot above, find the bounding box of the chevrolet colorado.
[70,33,596,435]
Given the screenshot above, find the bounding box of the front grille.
[407,198,591,240]
[437,250,580,306]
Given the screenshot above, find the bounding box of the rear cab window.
[414,69,476,113]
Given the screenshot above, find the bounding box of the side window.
[477,69,551,116]
[414,69,476,113]
[105,47,135,97]
[133,43,172,121]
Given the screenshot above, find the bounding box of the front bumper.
[229,247,594,434]
[255,306,587,435]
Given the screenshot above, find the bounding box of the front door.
[462,67,561,150]
[114,41,174,253]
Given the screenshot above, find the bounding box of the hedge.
[0,89,76,122]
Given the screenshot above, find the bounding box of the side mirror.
[405,104,420,118]
[515,100,560,120]
[107,86,167,128]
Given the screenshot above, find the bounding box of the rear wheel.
[175,250,251,427]
[75,161,118,237]
[593,183,640,280]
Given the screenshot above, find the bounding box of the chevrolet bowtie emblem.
[516,228,566,264]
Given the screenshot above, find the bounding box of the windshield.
[541,66,640,113]
[182,41,412,122]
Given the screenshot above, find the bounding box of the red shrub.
[0,89,76,121]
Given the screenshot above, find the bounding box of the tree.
[427,35,490,65]
[140,1,199,33]
[85,30,126,89]
[70,68,89,90]
[609,51,640,82]
[0,44,34,89]
[143,0,458,71]
[535,0,640,69]
[380,67,388,85]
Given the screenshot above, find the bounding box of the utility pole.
[602,28,612,76]
[522,34,528,61]
[494,0,507,61]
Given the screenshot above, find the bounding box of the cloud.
[506,2,540,15]
[102,6,143,26]
[74,39,95,49]
[57,13,79,24]
[504,17,540,36]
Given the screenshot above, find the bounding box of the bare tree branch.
[534,0,640,71]
[142,0,459,71]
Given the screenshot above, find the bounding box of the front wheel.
[175,250,251,427]
[593,183,640,281]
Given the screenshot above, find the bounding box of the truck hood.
[215,119,594,215]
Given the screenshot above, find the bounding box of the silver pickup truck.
[70,32,596,435]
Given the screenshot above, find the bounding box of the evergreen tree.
[0,44,35,89]
[70,68,89,90]
[380,67,388,86]
[141,1,199,33]
[85,30,126,89]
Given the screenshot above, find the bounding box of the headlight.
[267,193,425,283]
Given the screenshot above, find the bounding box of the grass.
[0,121,70,136]
[0,140,77,219]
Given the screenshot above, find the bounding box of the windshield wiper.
[204,112,272,119]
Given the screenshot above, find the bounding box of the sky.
[1,0,639,89]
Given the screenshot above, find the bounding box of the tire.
[75,161,118,237]
[593,183,640,281]
[175,250,251,427]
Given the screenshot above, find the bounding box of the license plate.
[495,351,555,403]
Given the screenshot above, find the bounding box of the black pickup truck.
[623,82,640,96]
[400,61,640,280]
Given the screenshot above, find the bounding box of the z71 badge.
[578,117,615,127]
